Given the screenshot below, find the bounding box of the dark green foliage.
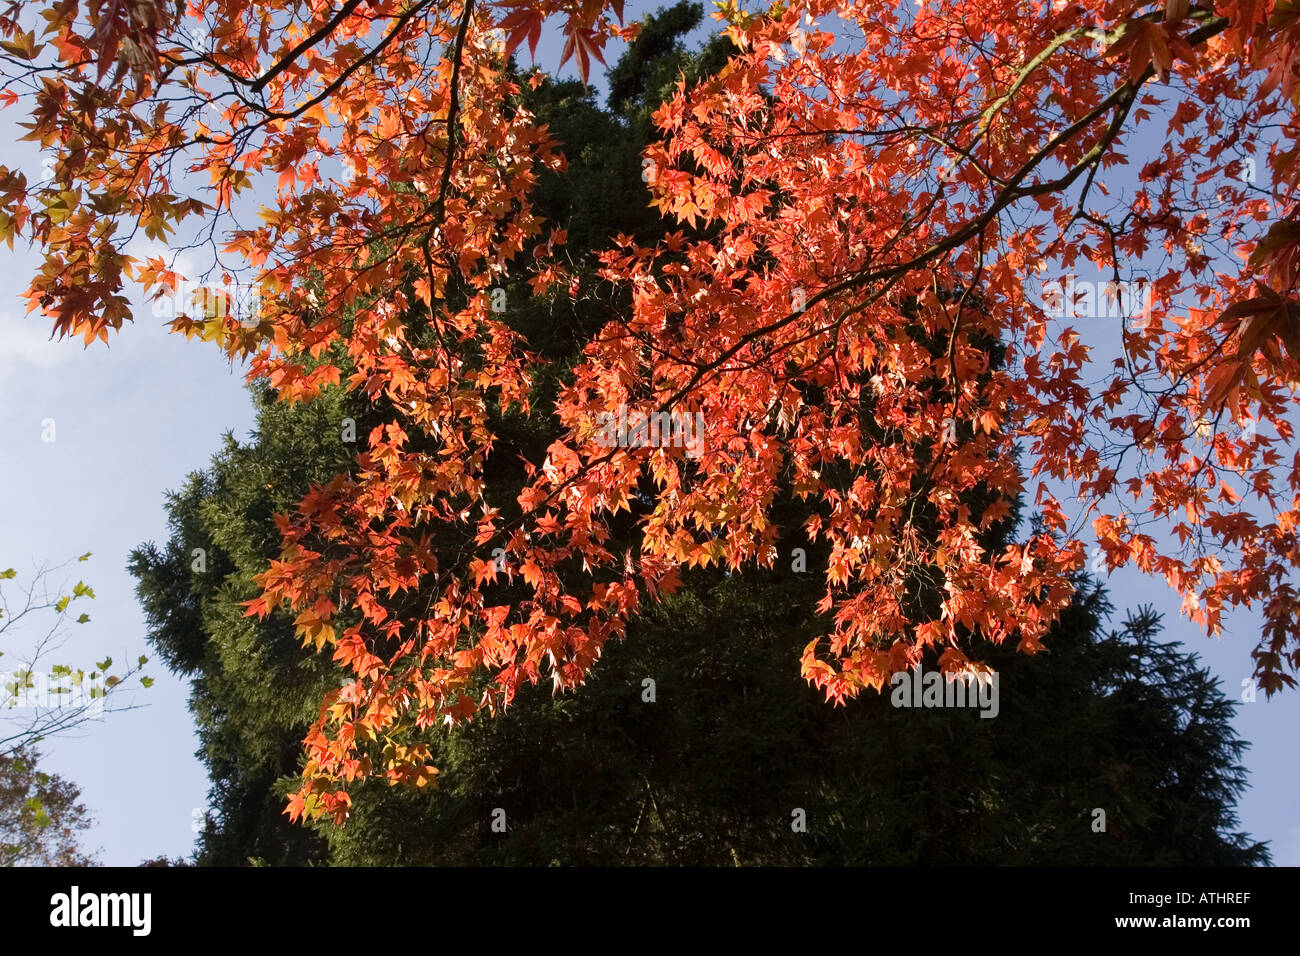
[130,387,362,865]
[306,569,1267,866]
[606,2,735,132]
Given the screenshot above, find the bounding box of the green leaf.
[137,655,148,668]
[77,552,91,562]
[0,568,15,580]
[76,613,90,624]
[54,596,69,613]
[95,657,112,672]
[140,676,154,688]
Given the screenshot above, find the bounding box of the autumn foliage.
[4,0,1300,823]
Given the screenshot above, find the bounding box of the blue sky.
[0,2,1295,866]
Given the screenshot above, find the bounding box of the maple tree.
[5,0,1300,825]
[126,23,1264,865]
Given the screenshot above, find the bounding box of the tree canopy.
[131,6,1267,863]
[0,745,97,866]
[5,0,1298,824]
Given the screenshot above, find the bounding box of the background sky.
[0,3,1295,866]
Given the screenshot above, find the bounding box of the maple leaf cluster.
[4,0,1300,823]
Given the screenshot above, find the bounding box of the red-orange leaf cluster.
[5,0,1300,822]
